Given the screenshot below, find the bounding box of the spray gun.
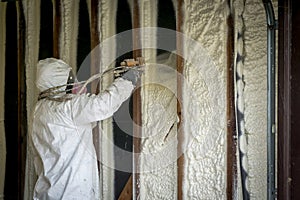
[114,57,145,78]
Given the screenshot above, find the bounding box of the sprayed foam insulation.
[0,3,7,199]
[130,0,179,199]
[22,0,41,199]
[127,0,158,79]
[59,0,79,71]
[139,83,178,200]
[233,0,249,198]
[97,0,117,199]
[139,54,178,200]
[0,0,277,198]
[242,0,277,198]
[233,0,278,198]
[182,0,228,199]
[22,0,41,126]
[138,0,157,68]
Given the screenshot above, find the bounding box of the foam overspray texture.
[127,0,158,83]
[139,57,178,199]
[59,0,79,71]
[242,0,270,198]
[22,0,41,199]
[139,82,178,200]
[98,0,117,199]
[138,0,157,72]
[233,0,250,199]
[182,0,228,199]
[132,0,178,199]
[0,3,7,199]
[22,0,40,123]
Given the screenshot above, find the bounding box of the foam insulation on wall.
[233,0,249,198]
[22,0,40,125]
[22,0,41,199]
[139,55,178,200]
[242,0,271,198]
[139,83,178,200]
[59,0,79,71]
[182,0,228,199]
[98,0,117,199]
[0,0,276,199]
[0,3,7,200]
[127,0,158,78]
[129,0,179,199]
[138,0,158,126]
[138,0,157,65]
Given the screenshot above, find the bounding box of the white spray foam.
[182,0,228,199]
[60,0,79,71]
[98,0,117,199]
[242,0,272,198]
[23,0,41,199]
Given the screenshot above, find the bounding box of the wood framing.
[278,0,300,199]
[176,0,184,199]
[132,0,142,199]
[17,2,27,199]
[89,0,101,166]
[53,0,61,58]
[277,0,291,198]
[118,175,133,200]
[0,3,6,198]
[226,2,237,199]
[90,0,100,55]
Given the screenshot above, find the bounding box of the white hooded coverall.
[30,58,134,199]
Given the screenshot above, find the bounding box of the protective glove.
[122,67,144,86]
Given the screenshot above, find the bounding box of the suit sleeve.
[71,78,134,124]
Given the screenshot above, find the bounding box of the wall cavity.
[98,0,117,199]
[22,0,40,123]
[59,0,79,71]
[23,0,40,199]
[233,0,249,198]
[243,0,268,198]
[182,0,228,199]
[140,56,178,200]
[138,0,157,65]
[139,83,178,200]
[0,3,7,200]
[133,0,179,199]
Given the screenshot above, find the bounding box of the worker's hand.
[122,67,144,86]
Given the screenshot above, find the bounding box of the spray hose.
[38,65,144,101]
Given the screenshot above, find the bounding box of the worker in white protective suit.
[29,58,141,200]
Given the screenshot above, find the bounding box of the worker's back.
[31,98,99,200]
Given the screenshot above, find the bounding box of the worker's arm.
[71,77,134,124]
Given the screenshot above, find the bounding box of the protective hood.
[36,58,71,92]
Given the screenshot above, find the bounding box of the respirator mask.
[66,70,87,94]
